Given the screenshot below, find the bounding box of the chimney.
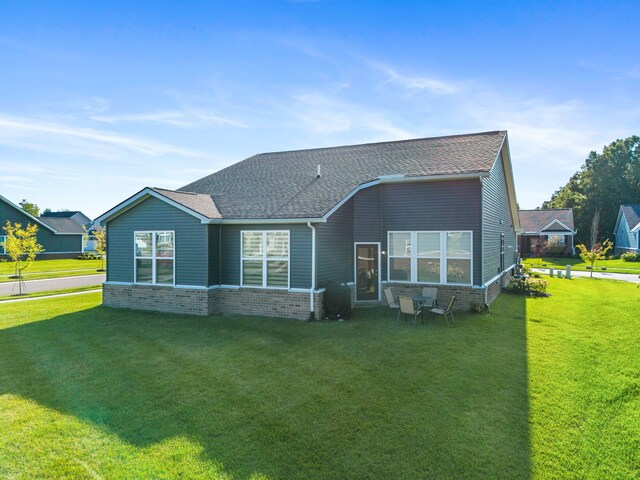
[317,164,321,178]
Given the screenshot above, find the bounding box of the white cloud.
[368,61,457,96]
[92,110,247,128]
[0,114,205,159]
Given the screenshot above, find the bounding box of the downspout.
[307,222,316,321]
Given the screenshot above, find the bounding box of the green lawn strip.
[524,257,640,275]
[0,258,104,276]
[0,280,638,479]
[0,285,101,302]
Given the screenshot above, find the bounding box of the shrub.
[530,271,542,279]
[527,278,549,294]
[471,303,488,313]
[621,252,640,262]
[78,253,101,260]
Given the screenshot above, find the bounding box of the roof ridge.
[253,130,506,157]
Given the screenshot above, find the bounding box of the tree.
[543,135,640,244]
[19,199,40,217]
[94,228,106,271]
[3,221,45,294]
[575,211,613,277]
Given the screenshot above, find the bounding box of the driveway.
[0,274,106,297]
[532,268,640,283]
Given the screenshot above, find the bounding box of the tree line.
[543,135,640,245]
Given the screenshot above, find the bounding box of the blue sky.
[1,1,638,218]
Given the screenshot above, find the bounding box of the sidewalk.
[0,274,106,297]
[532,268,640,283]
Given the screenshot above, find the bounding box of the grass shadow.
[0,295,530,479]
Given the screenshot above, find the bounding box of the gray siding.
[482,152,517,283]
[0,199,83,254]
[106,197,208,286]
[316,199,354,287]
[208,224,220,286]
[616,216,632,249]
[220,224,312,289]
[381,180,483,285]
[353,185,381,242]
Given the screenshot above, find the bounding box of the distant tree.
[3,221,44,294]
[543,135,640,244]
[19,199,40,217]
[531,238,548,266]
[575,211,613,278]
[42,208,52,214]
[94,228,107,271]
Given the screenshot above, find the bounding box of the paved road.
[532,268,640,283]
[0,274,106,297]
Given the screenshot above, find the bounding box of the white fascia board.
[631,222,640,233]
[209,217,323,225]
[0,194,57,233]
[94,187,210,226]
[492,133,521,232]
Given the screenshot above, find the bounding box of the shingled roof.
[177,131,507,219]
[519,209,575,234]
[37,217,86,234]
[152,188,222,219]
[620,204,640,231]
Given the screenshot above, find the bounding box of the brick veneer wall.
[103,283,322,321]
[103,283,210,316]
[381,282,485,311]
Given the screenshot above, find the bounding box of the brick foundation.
[103,283,323,321]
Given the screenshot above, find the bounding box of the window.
[388,231,473,285]
[134,231,174,285]
[241,231,289,288]
[0,235,5,255]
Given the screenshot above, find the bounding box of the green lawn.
[523,256,640,275]
[0,258,104,283]
[0,279,638,479]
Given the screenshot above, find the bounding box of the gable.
[541,220,573,232]
[0,195,57,233]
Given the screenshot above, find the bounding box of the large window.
[0,235,5,255]
[241,231,289,288]
[134,231,174,285]
[388,231,472,285]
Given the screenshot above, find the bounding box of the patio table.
[412,295,435,309]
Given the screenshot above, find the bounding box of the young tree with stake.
[2,221,44,294]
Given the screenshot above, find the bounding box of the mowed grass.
[0,258,104,283]
[0,279,638,479]
[523,256,640,275]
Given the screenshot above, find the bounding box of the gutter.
[307,222,316,321]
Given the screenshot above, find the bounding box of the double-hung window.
[0,235,6,255]
[241,231,289,288]
[134,231,175,285]
[388,231,473,285]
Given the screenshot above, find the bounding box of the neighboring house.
[518,209,576,257]
[613,204,640,255]
[95,130,520,320]
[41,210,102,251]
[0,195,86,258]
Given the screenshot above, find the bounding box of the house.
[0,195,86,258]
[95,130,520,320]
[613,204,640,255]
[518,209,576,257]
[41,210,102,251]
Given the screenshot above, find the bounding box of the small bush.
[530,271,542,279]
[606,254,618,260]
[471,303,487,313]
[527,278,549,294]
[78,253,101,260]
[621,252,640,262]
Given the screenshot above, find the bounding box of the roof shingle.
[621,204,640,230]
[179,130,506,219]
[518,209,574,233]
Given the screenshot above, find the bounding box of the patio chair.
[430,295,456,327]
[421,287,438,307]
[384,288,399,319]
[398,296,423,328]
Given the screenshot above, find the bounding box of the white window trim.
[0,235,5,255]
[133,230,176,286]
[240,230,290,289]
[387,231,474,286]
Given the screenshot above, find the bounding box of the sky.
[0,0,638,219]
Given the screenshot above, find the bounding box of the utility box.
[549,267,554,277]
[565,265,572,279]
[557,270,563,278]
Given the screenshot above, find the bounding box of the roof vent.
[317,164,321,178]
